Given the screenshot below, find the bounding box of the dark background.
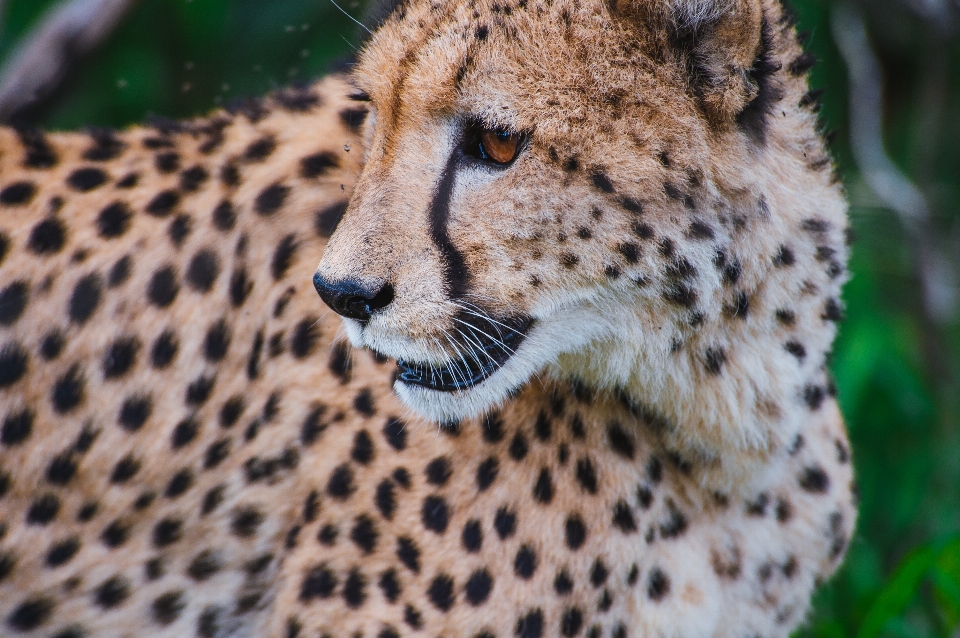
[1,0,958,635]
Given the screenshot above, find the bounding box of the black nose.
[313,272,394,321]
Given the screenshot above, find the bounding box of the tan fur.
[0,0,854,636]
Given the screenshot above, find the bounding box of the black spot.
[187,249,221,292]
[0,281,29,326]
[95,201,133,239]
[509,432,528,460]
[178,165,208,192]
[427,573,455,611]
[186,550,222,582]
[291,318,320,358]
[565,514,587,550]
[6,596,54,631]
[342,568,367,608]
[0,341,29,388]
[148,266,180,308]
[561,607,583,637]
[393,467,411,488]
[2,407,33,446]
[799,465,830,493]
[647,567,670,601]
[776,308,797,325]
[168,213,193,247]
[704,347,727,375]
[102,336,140,380]
[618,242,640,264]
[246,328,264,380]
[95,574,131,609]
[516,609,544,638]
[315,201,348,237]
[76,501,98,522]
[229,268,253,308]
[533,468,554,503]
[575,457,598,494]
[351,515,379,554]
[165,469,193,499]
[613,500,638,533]
[39,330,64,360]
[110,454,141,483]
[463,568,494,608]
[823,298,844,322]
[185,374,215,407]
[231,505,264,538]
[150,330,178,368]
[154,151,180,174]
[789,51,817,76]
[152,591,185,625]
[209,202,236,234]
[67,167,108,192]
[146,190,180,217]
[590,172,614,193]
[373,479,397,521]
[271,234,298,280]
[275,86,321,111]
[0,181,37,206]
[204,318,231,361]
[46,536,81,568]
[339,106,369,132]
[101,518,133,547]
[69,273,103,324]
[256,183,290,215]
[514,545,537,579]
[106,254,132,288]
[51,363,85,413]
[328,340,352,383]
[378,568,402,604]
[659,502,688,538]
[171,416,199,448]
[153,517,183,547]
[300,151,339,178]
[607,423,635,459]
[803,384,825,410]
[28,217,67,254]
[243,136,276,163]
[300,564,338,600]
[476,456,498,491]
[17,127,60,167]
[785,341,806,361]
[396,536,421,573]
[327,464,355,499]
[422,495,449,533]
[116,173,138,188]
[353,388,375,416]
[426,457,452,486]
[774,245,796,267]
[494,506,517,539]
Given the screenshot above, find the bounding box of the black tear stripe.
[428,150,472,300]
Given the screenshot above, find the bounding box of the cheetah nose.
[312,272,394,322]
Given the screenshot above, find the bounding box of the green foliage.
[1,0,957,635]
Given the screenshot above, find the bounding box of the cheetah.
[0,0,856,636]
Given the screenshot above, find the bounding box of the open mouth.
[396,310,534,392]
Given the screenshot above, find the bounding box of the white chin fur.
[391,304,609,423]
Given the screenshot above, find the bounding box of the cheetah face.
[315,0,847,460]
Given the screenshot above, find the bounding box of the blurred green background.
[1,0,958,635]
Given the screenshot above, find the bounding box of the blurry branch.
[0,0,140,123]
[831,3,958,324]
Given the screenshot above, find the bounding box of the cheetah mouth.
[395,311,534,392]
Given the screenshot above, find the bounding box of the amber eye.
[478,128,521,164]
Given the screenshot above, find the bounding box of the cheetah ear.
[612,0,769,125]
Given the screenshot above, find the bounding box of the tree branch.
[832,2,958,324]
[0,0,140,123]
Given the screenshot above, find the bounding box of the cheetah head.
[315,0,847,476]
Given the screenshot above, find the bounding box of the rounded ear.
[611,0,769,126]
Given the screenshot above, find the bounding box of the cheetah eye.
[464,123,523,166]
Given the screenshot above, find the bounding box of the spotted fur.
[0,0,854,636]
